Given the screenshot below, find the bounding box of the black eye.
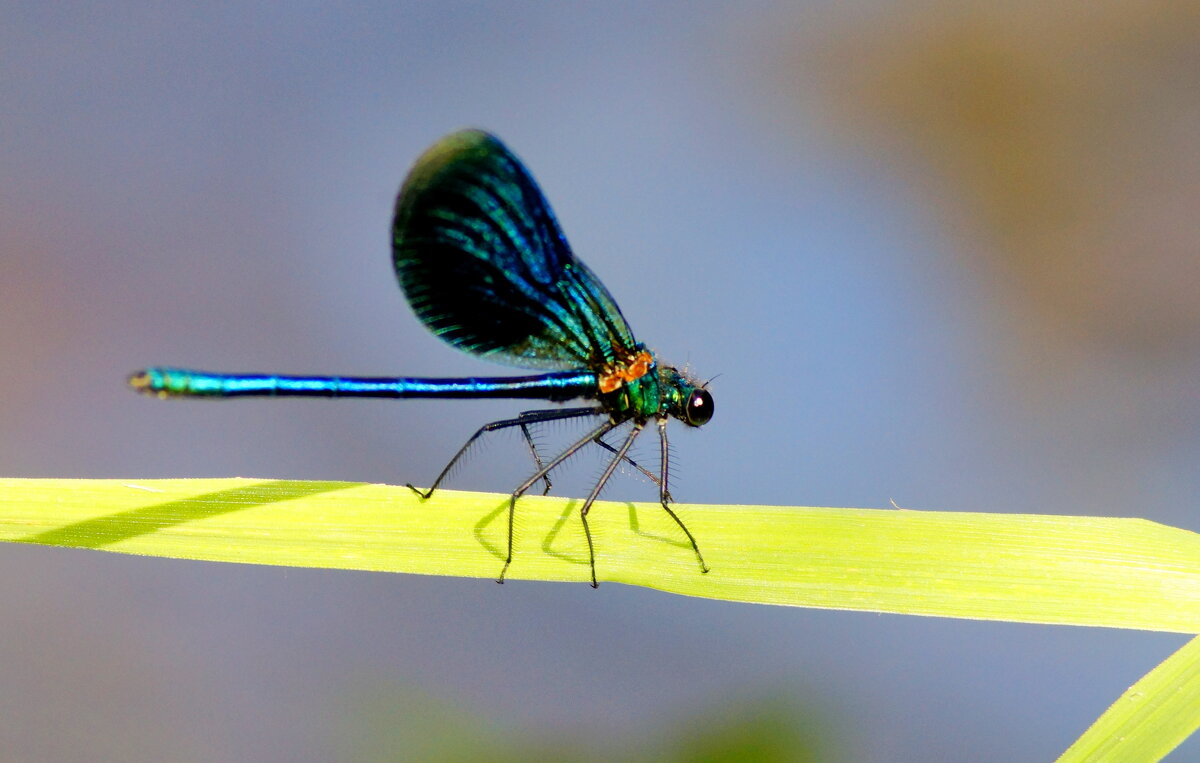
[685,389,714,427]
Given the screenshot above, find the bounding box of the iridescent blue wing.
[392,130,638,371]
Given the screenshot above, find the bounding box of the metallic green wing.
[392,130,638,370]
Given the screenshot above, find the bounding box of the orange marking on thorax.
[597,350,654,393]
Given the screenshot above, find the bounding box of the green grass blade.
[1058,634,1200,762]
[1,478,1197,631]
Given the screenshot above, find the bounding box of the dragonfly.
[130,129,714,587]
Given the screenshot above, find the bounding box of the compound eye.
[684,389,714,427]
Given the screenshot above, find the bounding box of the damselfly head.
[659,365,715,427]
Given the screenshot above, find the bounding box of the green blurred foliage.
[335,683,839,762]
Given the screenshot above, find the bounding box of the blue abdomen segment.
[129,367,598,402]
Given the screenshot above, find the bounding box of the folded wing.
[392,130,637,370]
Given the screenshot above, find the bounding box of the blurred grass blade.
[0,478,1197,632]
[1058,635,1200,762]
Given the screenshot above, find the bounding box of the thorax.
[596,346,664,421]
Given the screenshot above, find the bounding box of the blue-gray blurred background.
[3,2,1198,760]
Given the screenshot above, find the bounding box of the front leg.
[654,416,708,574]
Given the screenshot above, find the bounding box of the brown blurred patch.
[0,212,77,384]
[800,0,1200,362]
